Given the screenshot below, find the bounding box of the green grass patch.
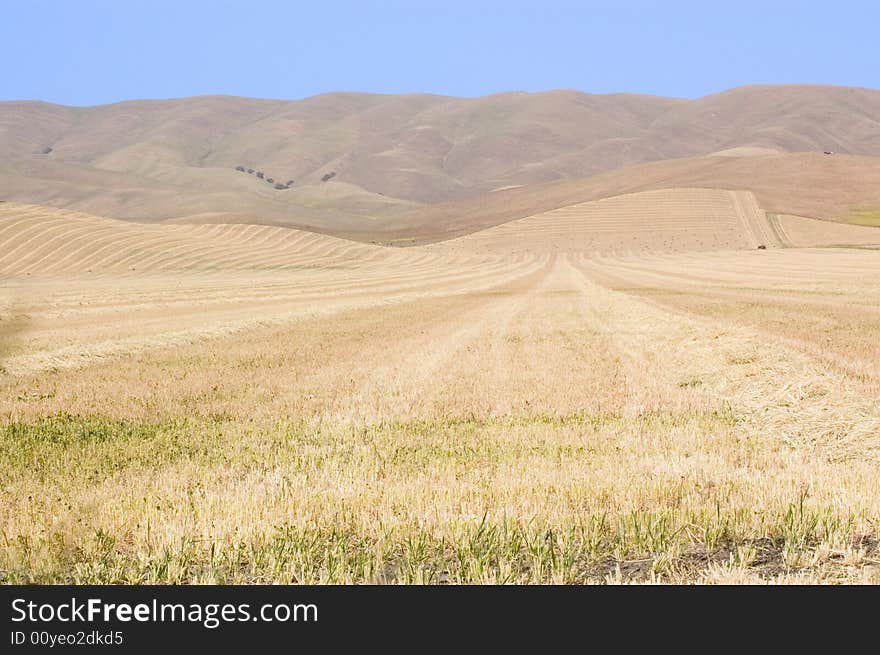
[1,501,866,584]
[0,413,228,481]
[846,209,880,226]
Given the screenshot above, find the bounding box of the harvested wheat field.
[1,195,880,585]
[433,188,778,255]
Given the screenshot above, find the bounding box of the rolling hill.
[0,201,381,275]
[2,84,880,240]
[382,152,880,244]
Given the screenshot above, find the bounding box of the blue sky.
[1,1,877,105]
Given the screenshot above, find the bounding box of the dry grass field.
[430,188,777,254]
[1,195,879,585]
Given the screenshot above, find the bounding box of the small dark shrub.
[321,171,336,182]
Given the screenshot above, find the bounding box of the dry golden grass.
[430,188,775,255]
[773,213,880,247]
[391,153,880,244]
[1,201,879,584]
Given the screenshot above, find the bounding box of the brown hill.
[376,152,880,243]
[1,84,879,238]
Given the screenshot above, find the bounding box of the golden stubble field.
[1,199,879,584]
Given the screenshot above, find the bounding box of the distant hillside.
[1,84,879,238]
[375,152,880,243]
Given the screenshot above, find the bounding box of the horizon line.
[2,82,878,108]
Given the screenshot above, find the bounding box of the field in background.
[429,188,776,254]
[1,196,879,584]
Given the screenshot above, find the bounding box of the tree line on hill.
[234,166,339,189]
[235,166,295,190]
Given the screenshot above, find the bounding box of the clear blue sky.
[1,0,877,105]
